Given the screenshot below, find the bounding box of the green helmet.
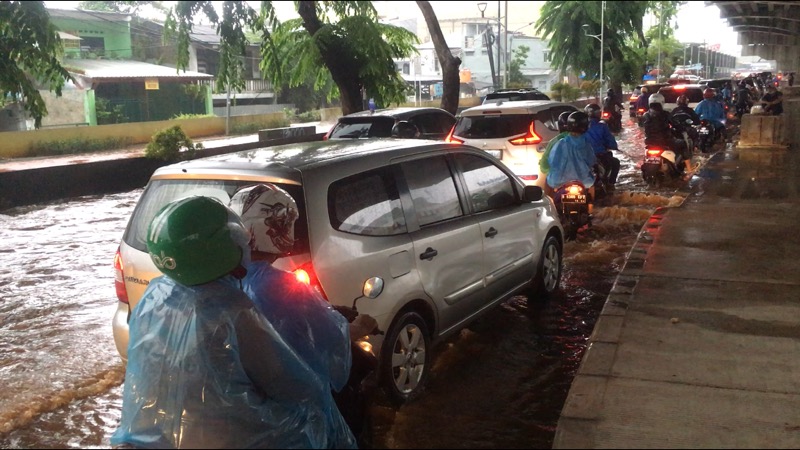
[146,196,247,286]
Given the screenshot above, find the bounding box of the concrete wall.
[0,112,286,159]
[39,90,88,128]
[213,104,293,117]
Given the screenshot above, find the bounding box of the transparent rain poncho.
[546,134,597,189]
[111,274,353,449]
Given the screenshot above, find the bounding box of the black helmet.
[677,95,689,106]
[606,88,614,97]
[557,111,571,132]
[391,121,419,139]
[566,111,590,134]
[584,103,601,119]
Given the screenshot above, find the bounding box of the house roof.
[58,31,82,41]
[48,8,131,23]
[63,59,213,83]
[521,69,552,77]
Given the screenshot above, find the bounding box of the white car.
[447,100,579,188]
[658,84,705,113]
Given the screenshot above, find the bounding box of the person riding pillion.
[539,111,572,184]
[111,195,344,449]
[643,93,693,174]
[694,88,726,134]
[584,103,621,191]
[229,183,378,446]
[546,111,597,202]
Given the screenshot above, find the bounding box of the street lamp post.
[582,2,605,100]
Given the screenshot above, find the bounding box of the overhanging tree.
[167,1,418,115]
[1,1,73,128]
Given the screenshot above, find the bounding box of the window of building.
[543,51,551,62]
[403,63,410,75]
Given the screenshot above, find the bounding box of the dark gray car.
[325,107,456,141]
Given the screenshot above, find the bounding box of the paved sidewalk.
[554,144,800,448]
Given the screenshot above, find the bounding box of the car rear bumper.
[112,301,129,363]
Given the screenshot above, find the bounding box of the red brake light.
[674,85,687,90]
[293,262,328,300]
[114,247,129,304]
[637,108,646,113]
[630,95,639,101]
[519,175,539,181]
[601,111,610,119]
[445,126,463,144]
[646,148,663,156]
[509,122,542,145]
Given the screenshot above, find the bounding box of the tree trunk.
[416,1,461,115]
[297,1,363,114]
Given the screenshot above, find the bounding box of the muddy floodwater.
[0,118,702,448]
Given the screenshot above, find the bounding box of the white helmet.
[648,93,665,106]
[229,183,299,256]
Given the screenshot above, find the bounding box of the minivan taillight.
[293,262,328,300]
[509,122,542,145]
[445,126,463,144]
[114,247,129,304]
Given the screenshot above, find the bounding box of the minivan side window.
[328,167,407,236]
[455,153,516,213]
[401,156,463,226]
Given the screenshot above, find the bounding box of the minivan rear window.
[453,114,533,139]
[124,179,309,254]
[661,88,704,103]
[329,118,395,139]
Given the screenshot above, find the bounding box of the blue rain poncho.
[694,99,726,129]
[110,274,340,449]
[242,260,356,449]
[546,134,597,189]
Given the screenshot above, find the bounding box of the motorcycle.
[601,106,623,133]
[696,118,717,153]
[553,180,592,241]
[332,294,383,449]
[641,115,692,187]
[635,106,648,127]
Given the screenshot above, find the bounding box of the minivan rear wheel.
[380,311,431,406]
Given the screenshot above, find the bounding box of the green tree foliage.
[166,1,418,115]
[507,45,531,88]
[78,1,168,14]
[0,1,73,128]
[145,125,203,162]
[580,80,600,99]
[535,1,682,92]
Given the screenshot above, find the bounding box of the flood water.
[0,118,705,448]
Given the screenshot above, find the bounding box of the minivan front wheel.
[529,235,562,300]
[380,311,431,406]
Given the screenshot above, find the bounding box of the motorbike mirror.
[685,119,693,125]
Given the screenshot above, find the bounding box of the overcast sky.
[46,0,744,57]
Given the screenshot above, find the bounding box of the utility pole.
[497,1,501,91]
[503,0,508,89]
[225,81,231,136]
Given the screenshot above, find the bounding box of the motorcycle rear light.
[509,122,542,145]
[567,185,583,195]
[445,126,464,144]
[637,108,646,113]
[629,95,638,101]
[646,148,663,156]
[293,262,328,300]
[602,111,610,119]
[113,247,129,304]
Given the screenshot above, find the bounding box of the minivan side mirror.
[522,185,543,202]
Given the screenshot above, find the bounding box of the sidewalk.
[554,143,800,448]
[0,122,333,173]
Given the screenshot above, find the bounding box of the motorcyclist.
[540,111,572,193]
[642,93,693,175]
[670,95,700,152]
[111,196,346,449]
[635,86,651,112]
[694,88,726,140]
[546,111,597,202]
[229,183,377,447]
[602,88,624,130]
[584,103,621,191]
[735,81,752,119]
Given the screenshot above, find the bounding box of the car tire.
[529,235,562,299]
[380,311,431,407]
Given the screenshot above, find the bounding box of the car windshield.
[485,92,549,102]
[329,117,395,139]
[454,114,533,139]
[123,179,309,254]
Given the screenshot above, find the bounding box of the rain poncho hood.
[546,134,597,189]
[111,275,346,449]
[242,260,356,448]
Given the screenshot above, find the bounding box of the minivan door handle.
[419,247,438,261]
[484,227,498,238]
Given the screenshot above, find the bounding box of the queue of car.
[112,96,576,406]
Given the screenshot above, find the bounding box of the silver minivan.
[112,139,564,404]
